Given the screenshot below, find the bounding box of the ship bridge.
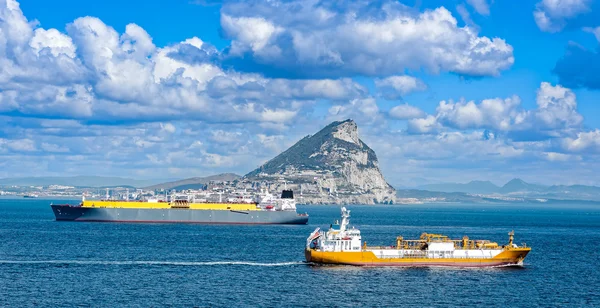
[307,207,362,252]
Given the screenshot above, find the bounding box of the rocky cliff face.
[245,119,396,204]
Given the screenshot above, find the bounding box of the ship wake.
[0,260,306,267]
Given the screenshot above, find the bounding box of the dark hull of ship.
[51,205,309,224]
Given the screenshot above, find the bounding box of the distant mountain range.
[0,176,169,188]
[417,178,600,201]
[418,180,500,194]
[143,173,241,190]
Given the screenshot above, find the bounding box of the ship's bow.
[51,204,85,221]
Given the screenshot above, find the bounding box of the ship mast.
[340,207,350,232]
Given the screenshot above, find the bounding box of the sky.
[1,0,600,187]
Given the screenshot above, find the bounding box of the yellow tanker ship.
[305,207,530,267]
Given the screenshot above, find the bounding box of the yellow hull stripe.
[81,200,261,211]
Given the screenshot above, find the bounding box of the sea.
[0,198,599,307]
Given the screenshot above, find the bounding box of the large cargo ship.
[305,207,530,267]
[51,190,308,224]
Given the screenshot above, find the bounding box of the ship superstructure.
[305,207,530,267]
[257,189,297,211]
[51,189,308,224]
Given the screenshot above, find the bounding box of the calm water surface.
[0,199,599,307]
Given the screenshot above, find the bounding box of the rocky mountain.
[245,119,396,204]
[144,173,241,190]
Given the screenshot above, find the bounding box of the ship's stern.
[304,248,314,263]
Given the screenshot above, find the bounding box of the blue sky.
[1,0,600,187]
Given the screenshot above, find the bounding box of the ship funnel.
[281,190,294,199]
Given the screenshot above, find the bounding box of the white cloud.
[221,15,283,58]
[389,104,426,120]
[407,115,441,134]
[375,76,427,100]
[436,96,526,131]
[260,108,297,124]
[221,1,514,78]
[0,1,85,85]
[209,130,243,144]
[466,0,491,15]
[160,123,176,134]
[534,82,582,130]
[456,4,478,30]
[1,84,94,118]
[543,152,580,161]
[583,26,600,41]
[29,28,76,58]
[2,1,377,128]
[409,83,582,137]
[560,129,600,153]
[328,98,380,124]
[2,138,36,152]
[534,0,591,32]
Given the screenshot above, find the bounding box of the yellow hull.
[81,200,260,211]
[305,248,531,267]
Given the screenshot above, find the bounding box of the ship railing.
[369,245,503,251]
[364,248,497,259]
[370,254,496,260]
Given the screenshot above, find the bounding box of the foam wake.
[0,260,305,267]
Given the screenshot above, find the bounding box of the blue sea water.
[0,199,599,307]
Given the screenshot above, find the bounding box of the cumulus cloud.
[560,129,600,153]
[534,0,593,32]
[403,82,585,143]
[407,115,441,134]
[0,1,85,85]
[375,76,427,100]
[436,96,526,131]
[220,0,514,78]
[389,104,426,120]
[0,0,374,128]
[534,82,582,130]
